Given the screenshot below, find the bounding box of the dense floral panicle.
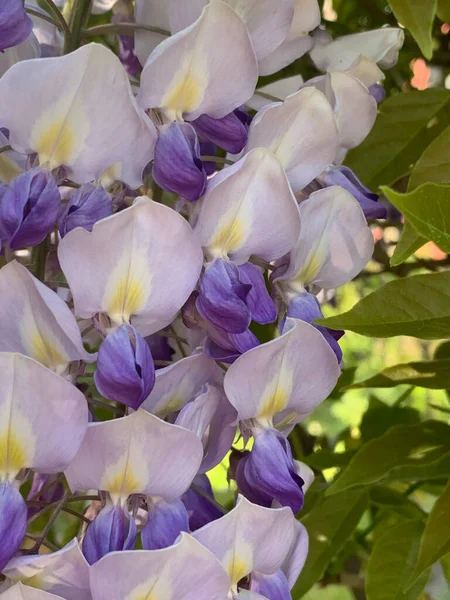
[58,197,203,336]
[137,1,258,122]
[245,88,339,193]
[0,168,60,250]
[65,410,203,505]
[58,184,112,237]
[0,352,88,480]
[182,474,223,531]
[287,293,343,362]
[82,504,137,565]
[2,539,91,600]
[0,44,157,187]
[224,318,340,429]
[152,122,207,202]
[0,261,95,373]
[0,0,33,52]
[193,496,296,594]
[194,149,300,264]
[0,583,66,599]
[274,186,374,296]
[89,533,230,600]
[94,324,155,410]
[141,498,189,550]
[317,166,387,220]
[192,108,250,154]
[0,482,27,571]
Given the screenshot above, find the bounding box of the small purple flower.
[83,504,137,565]
[0,0,33,52]
[141,498,189,550]
[153,122,207,202]
[0,168,61,250]
[94,324,155,410]
[182,475,223,531]
[192,107,251,154]
[0,481,27,571]
[58,184,112,237]
[234,428,305,513]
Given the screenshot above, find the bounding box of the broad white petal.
[134,0,171,66]
[0,583,65,600]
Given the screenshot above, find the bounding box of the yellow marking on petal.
[107,276,147,326]
[0,155,23,183]
[162,73,205,121]
[292,251,323,290]
[29,329,67,371]
[208,215,245,259]
[156,393,184,418]
[103,466,141,501]
[34,119,75,170]
[258,366,294,423]
[228,555,251,587]
[125,574,170,600]
[0,430,27,478]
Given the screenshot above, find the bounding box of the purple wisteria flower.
[0,0,33,52]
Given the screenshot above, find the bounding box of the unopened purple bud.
[182,475,223,531]
[204,328,260,364]
[192,107,250,154]
[153,122,207,202]
[0,481,27,571]
[368,84,386,104]
[58,184,112,237]
[318,165,387,220]
[199,141,218,176]
[197,259,252,334]
[251,570,291,600]
[235,428,305,514]
[83,504,137,565]
[287,293,343,363]
[144,330,175,368]
[141,498,189,550]
[0,0,33,52]
[0,168,61,250]
[238,263,276,325]
[94,324,155,410]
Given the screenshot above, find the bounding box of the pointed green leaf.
[316,271,450,339]
[437,0,450,22]
[389,0,437,59]
[408,480,450,587]
[409,124,450,190]
[326,421,450,496]
[366,519,430,600]
[349,358,450,389]
[345,89,450,190]
[382,183,450,253]
[390,221,426,267]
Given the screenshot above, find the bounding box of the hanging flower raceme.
[0,353,88,570]
[223,318,340,511]
[0,0,33,52]
[64,410,203,562]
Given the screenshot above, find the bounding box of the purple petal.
[251,570,291,600]
[94,324,155,410]
[235,429,305,513]
[238,262,276,325]
[182,475,223,531]
[197,259,252,334]
[153,122,207,202]
[368,84,386,104]
[0,481,27,571]
[83,504,137,565]
[192,109,249,154]
[144,330,175,367]
[58,184,112,237]
[204,328,260,363]
[141,498,189,550]
[0,0,33,52]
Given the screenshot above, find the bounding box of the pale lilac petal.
[134,0,171,66]
[58,197,203,336]
[194,149,301,263]
[282,521,308,588]
[0,353,88,478]
[247,76,303,112]
[0,33,40,79]
[65,410,203,504]
[223,319,340,427]
[89,533,230,600]
[137,1,258,121]
[245,88,339,193]
[0,43,157,187]
[0,261,95,373]
[0,583,66,600]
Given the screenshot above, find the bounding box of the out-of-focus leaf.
[390,222,426,267]
[384,452,450,483]
[382,184,450,253]
[434,341,450,359]
[345,89,450,190]
[293,489,368,598]
[388,0,437,59]
[326,421,450,496]
[407,480,450,587]
[305,450,354,471]
[360,398,420,442]
[349,358,450,389]
[370,487,425,520]
[437,0,450,21]
[409,125,450,190]
[302,584,355,600]
[366,519,430,600]
[316,272,450,339]
[329,368,357,399]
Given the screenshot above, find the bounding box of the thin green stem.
[28,473,65,502]
[170,325,187,358]
[87,397,124,416]
[41,0,71,38]
[200,155,234,165]
[63,0,93,54]
[31,489,70,551]
[191,484,227,514]
[249,256,276,271]
[0,145,12,155]
[24,533,60,552]
[25,8,63,31]
[33,236,49,282]
[83,22,170,38]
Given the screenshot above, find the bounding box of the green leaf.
[390,221,426,267]
[437,0,450,22]
[408,479,450,586]
[360,399,420,442]
[292,490,368,597]
[384,451,450,483]
[409,124,450,190]
[326,421,450,496]
[316,271,450,339]
[345,89,450,190]
[382,183,450,253]
[302,585,355,600]
[370,487,425,520]
[366,520,430,600]
[349,358,450,389]
[389,0,437,59]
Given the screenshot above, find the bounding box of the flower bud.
[141,498,189,550]
[94,324,155,410]
[83,504,137,565]
[192,107,251,155]
[58,184,112,237]
[0,168,61,250]
[0,481,27,571]
[0,0,33,52]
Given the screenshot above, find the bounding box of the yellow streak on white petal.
[155,393,184,418]
[207,196,252,259]
[0,409,35,479]
[225,539,253,589]
[126,573,172,600]
[161,56,207,120]
[34,119,75,170]
[102,466,141,502]
[20,311,69,373]
[257,365,294,423]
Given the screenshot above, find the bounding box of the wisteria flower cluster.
[0,1,404,599]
